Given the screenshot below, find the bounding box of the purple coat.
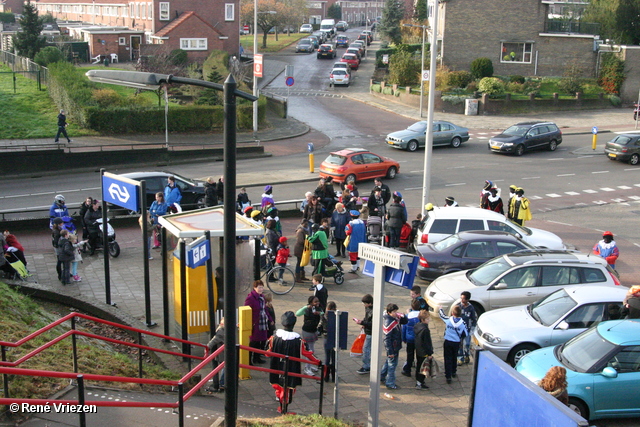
[244,289,274,341]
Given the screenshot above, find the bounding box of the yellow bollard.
[309,153,315,173]
[238,305,253,379]
[592,133,597,150]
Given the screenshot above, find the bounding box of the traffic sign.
[102,172,140,212]
[285,76,294,87]
[422,70,430,81]
[243,24,249,32]
[187,238,210,269]
[592,126,598,135]
[254,54,263,78]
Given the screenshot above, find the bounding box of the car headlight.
[482,332,501,344]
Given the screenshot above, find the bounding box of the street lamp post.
[422,0,439,215]
[85,70,257,427]
[402,23,428,118]
[253,10,277,136]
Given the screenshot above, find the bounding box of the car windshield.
[299,39,311,44]
[530,289,576,326]
[324,154,347,165]
[433,234,462,252]
[332,70,347,75]
[559,326,616,372]
[343,55,355,60]
[468,256,512,286]
[407,122,427,133]
[611,136,632,145]
[502,125,529,136]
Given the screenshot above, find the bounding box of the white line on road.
[445,183,467,187]
[521,176,540,180]
[565,191,580,196]
[600,187,615,191]
[546,194,562,198]
[547,220,573,226]
[624,169,640,172]
[557,174,575,177]
[404,187,423,191]
[583,189,597,193]
[618,186,632,189]
[409,170,425,174]
[592,171,609,174]
[2,194,29,199]
[548,158,565,161]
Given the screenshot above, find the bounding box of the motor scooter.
[84,218,120,257]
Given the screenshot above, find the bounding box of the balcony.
[544,19,600,35]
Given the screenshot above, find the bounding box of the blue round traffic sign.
[285,76,295,87]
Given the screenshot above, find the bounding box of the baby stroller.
[313,256,345,285]
[367,215,383,245]
[3,251,30,281]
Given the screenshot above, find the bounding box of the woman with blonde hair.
[622,285,640,319]
[538,366,568,405]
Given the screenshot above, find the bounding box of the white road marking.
[548,158,565,161]
[521,176,540,180]
[600,187,615,191]
[530,196,543,200]
[624,168,640,172]
[583,189,597,193]
[611,198,626,203]
[546,194,562,198]
[565,191,580,196]
[592,171,609,174]
[445,183,467,186]
[629,196,640,200]
[404,187,422,191]
[593,200,608,204]
[618,186,632,189]
[409,170,425,174]
[547,220,573,226]
[557,174,575,177]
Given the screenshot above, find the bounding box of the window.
[225,3,234,21]
[159,2,170,20]
[429,219,457,235]
[119,37,126,45]
[141,3,146,18]
[563,303,605,329]
[488,220,513,233]
[500,42,533,63]
[541,266,580,286]
[582,268,606,283]
[499,267,540,288]
[180,38,207,50]
[362,153,382,164]
[607,346,640,373]
[458,219,484,233]
[496,242,521,256]
[148,3,153,19]
[464,242,493,259]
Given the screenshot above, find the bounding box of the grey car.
[604,133,640,165]
[473,286,627,366]
[489,121,562,156]
[386,120,470,151]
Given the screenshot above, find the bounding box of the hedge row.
[47,61,265,133]
[375,43,427,68]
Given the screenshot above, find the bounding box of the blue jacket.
[383,312,408,355]
[331,209,350,239]
[149,201,168,225]
[164,184,182,206]
[439,309,467,343]
[345,219,367,253]
[458,302,477,331]
[402,310,420,343]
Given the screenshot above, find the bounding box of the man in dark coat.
[54,109,72,143]
[267,311,319,414]
[204,177,218,207]
[372,178,391,206]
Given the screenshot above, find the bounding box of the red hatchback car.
[319,148,400,184]
[340,53,359,70]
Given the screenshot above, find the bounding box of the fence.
[0,50,48,90]
[0,311,324,426]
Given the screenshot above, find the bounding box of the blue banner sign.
[102,172,140,212]
[362,255,419,289]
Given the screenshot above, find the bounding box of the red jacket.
[276,245,290,264]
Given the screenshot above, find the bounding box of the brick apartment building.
[28,0,240,62]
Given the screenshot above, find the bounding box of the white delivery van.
[320,19,336,37]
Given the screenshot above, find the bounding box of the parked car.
[118,171,206,211]
[336,21,349,31]
[295,39,315,53]
[340,53,359,70]
[416,230,535,281]
[349,42,366,56]
[345,47,362,60]
[317,44,336,59]
[299,24,313,33]
[307,35,320,49]
[358,33,371,46]
[329,68,350,86]
[239,27,249,35]
[474,285,628,366]
[332,61,351,72]
[414,207,566,251]
[489,121,563,156]
[425,249,620,316]
[516,319,640,421]
[362,30,373,41]
[335,35,350,48]
[351,40,367,53]
[311,30,326,43]
[604,133,640,165]
[386,120,470,151]
[319,148,399,184]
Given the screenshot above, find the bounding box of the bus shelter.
[159,207,263,347]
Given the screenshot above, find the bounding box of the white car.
[300,24,313,33]
[414,207,566,251]
[425,249,620,317]
[473,285,627,366]
[329,68,350,86]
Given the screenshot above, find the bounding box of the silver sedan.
[385,120,470,152]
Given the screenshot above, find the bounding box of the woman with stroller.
[308,223,329,275]
[3,230,27,267]
[386,194,407,249]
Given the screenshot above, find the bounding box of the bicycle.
[260,249,296,295]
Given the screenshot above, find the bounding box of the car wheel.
[515,144,525,156]
[386,166,397,179]
[345,174,357,184]
[568,398,589,420]
[407,140,419,152]
[470,302,484,317]
[630,153,640,165]
[507,343,539,367]
[450,137,462,148]
[548,140,558,151]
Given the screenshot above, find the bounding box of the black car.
[296,38,314,53]
[604,134,640,165]
[336,21,349,31]
[416,230,535,281]
[317,44,336,59]
[489,121,562,156]
[118,171,206,211]
[311,31,326,44]
[335,35,350,48]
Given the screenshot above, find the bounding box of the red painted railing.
[0,312,324,426]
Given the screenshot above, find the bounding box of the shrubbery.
[478,77,505,95]
[509,75,525,84]
[609,95,622,106]
[447,70,473,88]
[34,47,66,66]
[470,57,493,79]
[598,53,625,95]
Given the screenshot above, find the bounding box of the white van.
[414,207,565,251]
[320,19,336,37]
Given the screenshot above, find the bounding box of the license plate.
[608,153,617,158]
[336,79,343,82]
[491,145,500,150]
[387,140,394,145]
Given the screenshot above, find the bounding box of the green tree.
[388,47,420,86]
[413,0,428,21]
[13,0,46,59]
[470,57,494,79]
[598,53,625,94]
[327,4,342,20]
[614,0,640,44]
[584,0,640,44]
[380,0,404,44]
[0,12,16,23]
[33,46,66,66]
[196,67,225,105]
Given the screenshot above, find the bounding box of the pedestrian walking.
[308,223,329,275]
[57,229,74,285]
[261,185,274,209]
[414,310,433,390]
[331,202,349,257]
[275,236,290,284]
[439,305,467,384]
[386,194,407,248]
[54,109,71,143]
[164,176,182,213]
[457,291,477,366]
[380,303,408,390]
[354,294,373,374]
[592,231,619,269]
[480,180,493,209]
[204,177,218,207]
[506,185,517,219]
[237,187,251,212]
[294,219,309,282]
[444,196,458,207]
[296,296,323,376]
[67,233,86,282]
[216,176,224,203]
[149,192,168,248]
[323,301,337,382]
[244,279,273,365]
[345,210,367,273]
[205,318,226,393]
[486,187,504,214]
[510,187,531,226]
[401,299,421,377]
